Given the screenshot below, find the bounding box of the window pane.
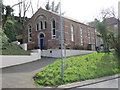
[40,21,43,29]
[51,19,56,39]
[29,38,32,41]
[53,20,55,28]
[53,28,55,35]
[30,34,32,37]
[29,25,31,29]
[45,21,47,29]
[36,23,39,31]
[29,29,32,32]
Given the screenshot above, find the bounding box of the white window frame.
[80,27,83,44]
[44,21,47,29]
[88,30,91,44]
[51,19,56,39]
[28,25,32,42]
[36,23,39,31]
[43,21,47,29]
[40,21,43,30]
[71,25,74,41]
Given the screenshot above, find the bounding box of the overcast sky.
[3,0,120,23]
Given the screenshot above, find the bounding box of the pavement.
[79,78,119,88]
[2,57,56,88]
[58,74,120,89]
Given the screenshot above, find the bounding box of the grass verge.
[0,43,30,55]
[34,52,120,86]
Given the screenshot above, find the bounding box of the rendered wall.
[0,49,41,68]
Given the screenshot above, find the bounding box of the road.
[2,57,56,88]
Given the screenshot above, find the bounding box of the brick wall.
[24,8,96,50]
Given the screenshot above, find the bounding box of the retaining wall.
[0,49,41,68]
[41,49,96,58]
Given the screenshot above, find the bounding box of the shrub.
[1,43,30,55]
[0,29,9,43]
[71,45,84,50]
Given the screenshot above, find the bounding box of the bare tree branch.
[12,2,23,8]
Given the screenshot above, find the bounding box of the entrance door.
[39,33,45,50]
[40,38,44,49]
[88,44,92,50]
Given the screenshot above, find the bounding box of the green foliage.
[71,45,84,50]
[0,29,9,43]
[34,52,119,86]
[4,20,16,42]
[107,30,117,48]
[2,5,14,27]
[4,20,23,42]
[14,21,23,35]
[5,5,14,18]
[45,1,60,13]
[45,1,51,10]
[1,43,30,55]
[88,19,100,28]
[96,22,108,50]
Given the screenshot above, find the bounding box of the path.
[2,57,56,88]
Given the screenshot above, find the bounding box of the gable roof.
[27,8,94,29]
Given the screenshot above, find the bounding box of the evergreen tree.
[45,1,60,13]
[45,1,51,10]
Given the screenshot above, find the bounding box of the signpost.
[59,0,64,77]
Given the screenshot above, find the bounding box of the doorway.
[39,33,45,50]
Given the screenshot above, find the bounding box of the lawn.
[0,43,31,55]
[33,52,120,86]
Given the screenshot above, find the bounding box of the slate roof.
[104,17,118,25]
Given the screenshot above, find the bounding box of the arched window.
[35,15,47,30]
[71,25,74,41]
[51,19,56,39]
[36,23,39,31]
[43,21,47,29]
[40,21,43,30]
[44,21,47,29]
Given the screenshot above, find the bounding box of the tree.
[45,1,60,13]
[90,7,119,53]
[96,21,109,50]
[0,29,9,44]
[4,20,17,42]
[11,0,34,43]
[45,1,51,10]
[116,19,120,57]
[54,2,60,13]
[2,5,14,27]
[95,7,117,21]
[88,18,100,28]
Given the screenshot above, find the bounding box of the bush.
[4,20,17,42]
[1,43,30,55]
[4,20,23,42]
[72,45,84,50]
[0,29,9,43]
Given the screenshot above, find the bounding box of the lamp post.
[59,0,64,77]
